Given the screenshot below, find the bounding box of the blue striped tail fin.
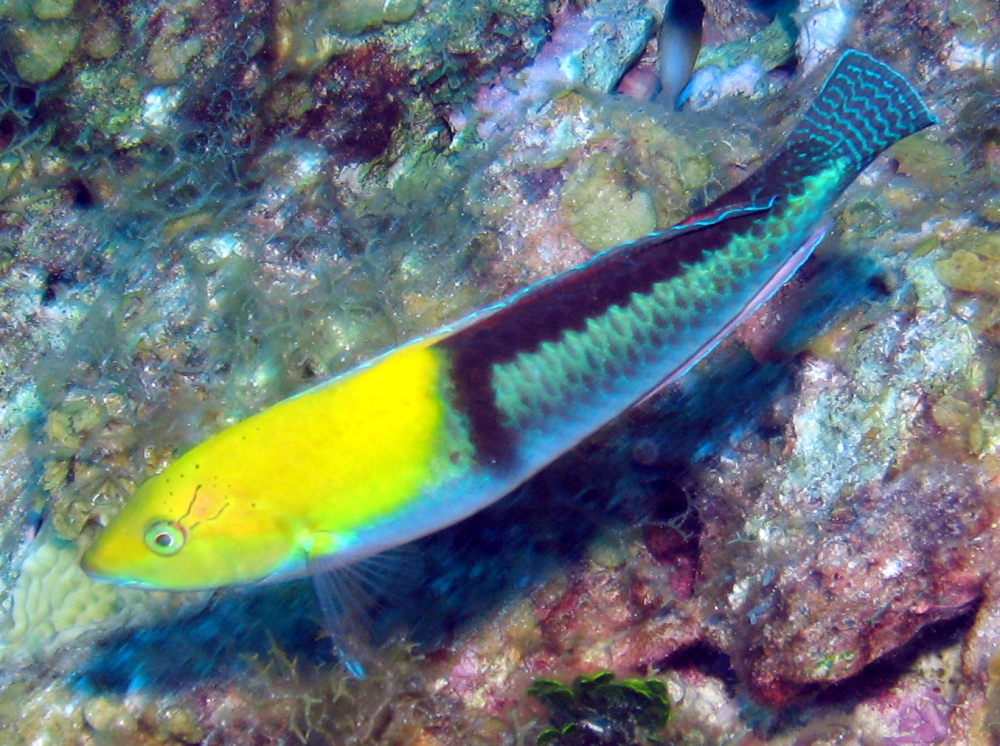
[788,49,936,176]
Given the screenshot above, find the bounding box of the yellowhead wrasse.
[82,50,934,592]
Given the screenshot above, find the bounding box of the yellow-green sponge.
[0,530,209,663]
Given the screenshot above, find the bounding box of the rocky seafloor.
[0,0,998,743]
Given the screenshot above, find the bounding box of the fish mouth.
[78,546,101,579]
[79,546,152,589]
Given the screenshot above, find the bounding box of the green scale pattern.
[492,160,849,428]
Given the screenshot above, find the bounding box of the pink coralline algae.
[879,688,953,745]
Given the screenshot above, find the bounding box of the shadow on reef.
[75,581,334,693]
[77,243,889,697]
[752,611,975,739]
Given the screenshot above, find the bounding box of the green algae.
[0,153,29,203]
[840,200,887,243]
[328,0,423,36]
[81,696,142,741]
[388,0,546,101]
[80,13,121,59]
[934,226,1000,296]
[264,77,317,123]
[929,392,992,456]
[147,36,204,82]
[947,0,995,43]
[529,672,670,746]
[562,152,657,252]
[935,249,998,295]
[0,627,470,745]
[609,109,714,228]
[982,194,1000,224]
[693,12,797,77]
[30,0,73,21]
[812,649,857,680]
[0,681,85,746]
[891,133,967,195]
[68,66,144,142]
[12,19,81,82]
[556,92,716,253]
[39,391,140,541]
[274,0,424,70]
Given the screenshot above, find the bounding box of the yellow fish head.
[81,466,299,591]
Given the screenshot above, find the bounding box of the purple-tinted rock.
[703,450,994,705]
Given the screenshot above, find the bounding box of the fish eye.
[144,520,186,556]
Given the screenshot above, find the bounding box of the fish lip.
[78,550,99,579]
[80,551,155,589]
[81,567,147,589]
[110,578,155,589]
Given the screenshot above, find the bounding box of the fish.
[81,50,934,592]
[658,0,705,109]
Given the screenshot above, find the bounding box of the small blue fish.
[658,0,705,109]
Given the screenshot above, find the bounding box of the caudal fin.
[787,49,936,175]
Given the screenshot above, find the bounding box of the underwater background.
[0,0,998,743]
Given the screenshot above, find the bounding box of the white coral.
[0,531,209,664]
[795,0,852,75]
